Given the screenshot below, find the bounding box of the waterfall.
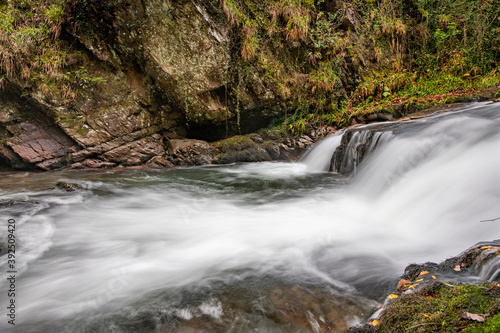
[299,133,343,172]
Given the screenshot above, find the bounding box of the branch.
[481,217,500,222]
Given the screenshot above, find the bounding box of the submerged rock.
[55,181,82,192]
[50,278,376,333]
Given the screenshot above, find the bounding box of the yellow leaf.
[408,285,415,289]
[423,314,430,318]
[416,278,424,282]
[388,294,399,300]
[372,319,379,326]
[481,246,491,249]
[432,276,436,279]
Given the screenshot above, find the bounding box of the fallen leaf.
[372,319,379,326]
[388,294,399,300]
[416,278,424,282]
[419,271,429,276]
[398,279,412,290]
[454,265,461,272]
[432,276,437,279]
[423,314,430,318]
[460,312,486,322]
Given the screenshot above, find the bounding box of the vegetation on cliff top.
[1,0,500,133]
[218,0,500,131]
[0,0,104,102]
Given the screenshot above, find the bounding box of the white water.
[1,102,500,331]
[300,132,343,172]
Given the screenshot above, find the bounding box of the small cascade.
[331,129,394,175]
[300,133,343,172]
[480,253,500,282]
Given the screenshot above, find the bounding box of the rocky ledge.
[347,240,500,333]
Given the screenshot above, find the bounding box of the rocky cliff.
[0,0,289,170]
[0,0,365,170]
[1,0,498,170]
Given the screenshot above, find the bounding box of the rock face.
[0,0,295,170]
[74,0,281,139]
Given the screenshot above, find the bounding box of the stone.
[146,156,174,168]
[103,135,165,165]
[55,181,81,192]
[168,139,217,165]
[6,122,77,164]
[71,159,116,169]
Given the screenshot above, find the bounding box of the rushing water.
[1,102,500,332]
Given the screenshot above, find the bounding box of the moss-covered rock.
[348,241,500,333]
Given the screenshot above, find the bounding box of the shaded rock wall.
[0,0,291,170]
[0,0,369,171]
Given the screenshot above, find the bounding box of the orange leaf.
[398,279,412,290]
[419,271,429,276]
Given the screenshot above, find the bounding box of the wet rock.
[348,240,500,332]
[96,278,376,333]
[0,200,15,207]
[401,240,500,283]
[55,181,82,192]
[168,139,217,165]
[214,135,272,164]
[146,156,174,168]
[71,159,116,169]
[366,113,394,122]
[103,135,165,166]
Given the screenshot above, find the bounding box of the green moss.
[214,135,256,153]
[378,282,500,333]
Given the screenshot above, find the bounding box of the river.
[1,102,500,332]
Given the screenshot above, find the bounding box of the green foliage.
[0,0,103,102]
[44,4,64,24]
[221,0,348,114]
[280,0,500,133]
[64,67,106,89]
